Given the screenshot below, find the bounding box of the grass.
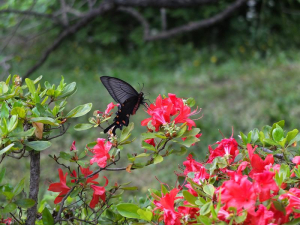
[2,47,300,202]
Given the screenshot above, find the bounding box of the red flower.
[141,93,199,131]
[105,102,119,114]
[89,176,108,208]
[144,138,156,147]
[70,140,76,151]
[293,156,300,165]
[71,166,99,186]
[48,169,71,204]
[153,188,183,225]
[207,137,239,163]
[178,206,199,219]
[252,171,279,202]
[247,144,274,177]
[279,188,300,217]
[183,154,204,175]
[0,218,12,225]
[90,138,112,168]
[219,174,256,211]
[245,204,274,225]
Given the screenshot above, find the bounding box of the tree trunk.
[26,151,40,225]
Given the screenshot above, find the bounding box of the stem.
[25,151,40,225]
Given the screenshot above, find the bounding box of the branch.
[23,0,114,79]
[54,186,76,223]
[113,0,219,8]
[145,0,247,41]
[46,123,70,140]
[25,151,40,225]
[0,9,59,22]
[118,7,150,38]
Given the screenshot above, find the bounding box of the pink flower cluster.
[152,138,300,225]
[141,93,199,131]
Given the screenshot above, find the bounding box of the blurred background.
[1,0,300,202]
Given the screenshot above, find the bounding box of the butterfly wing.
[100,76,139,104]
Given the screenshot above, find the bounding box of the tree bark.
[25,151,40,225]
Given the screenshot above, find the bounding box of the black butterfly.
[100,76,145,135]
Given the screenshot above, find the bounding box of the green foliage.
[0,75,91,220]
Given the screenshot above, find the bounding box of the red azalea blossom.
[141,93,199,131]
[48,168,71,204]
[90,176,109,208]
[153,188,183,225]
[247,144,274,177]
[0,218,12,225]
[90,138,112,168]
[71,166,99,186]
[144,138,156,147]
[207,137,239,163]
[105,102,119,115]
[70,140,76,151]
[218,174,256,211]
[183,154,204,175]
[252,171,279,202]
[245,204,274,225]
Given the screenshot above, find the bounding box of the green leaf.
[175,136,200,147]
[120,186,139,191]
[283,218,300,225]
[25,78,36,95]
[11,107,26,118]
[30,117,59,126]
[272,125,284,142]
[273,120,285,129]
[186,97,196,107]
[2,202,17,213]
[240,132,248,144]
[288,133,300,147]
[141,132,160,140]
[286,129,299,145]
[0,167,6,184]
[25,141,51,151]
[13,178,25,196]
[137,209,152,222]
[235,211,247,223]
[203,184,215,197]
[198,215,212,225]
[120,122,134,143]
[66,103,92,118]
[142,141,156,152]
[200,202,212,215]
[8,127,36,138]
[15,198,35,208]
[176,125,187,138]
[135,153,150,158]
[183,190,197,205]
[1,102,9,118]
[117,203,141,219]
[233,153,243,163]
[56,82,77,100]
[0,143,14,156]
[181,128,201,138]
[251,128,259,143]
[8,115,18,132]
[42,207,54,225]
[70,187,81,198]
[59,152,72,160]
[153,155,163,164]
[74,123,94,131]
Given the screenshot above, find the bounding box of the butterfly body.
[100,76,145,135]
